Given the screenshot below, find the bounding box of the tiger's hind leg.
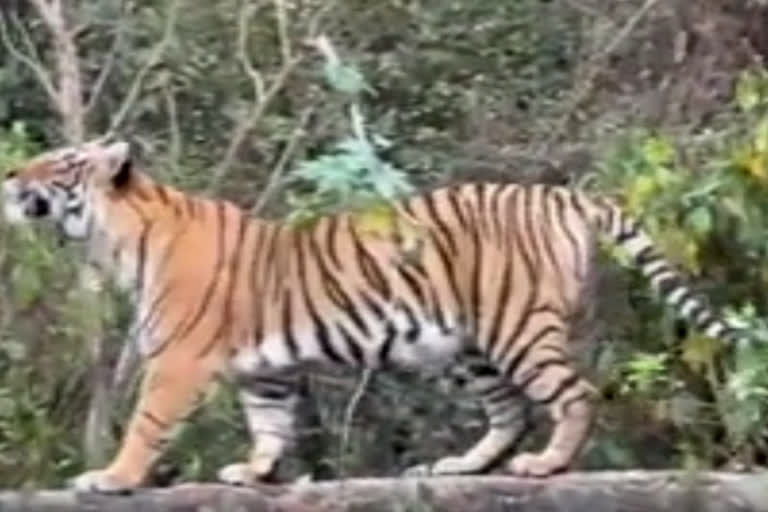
[218,372,302,486]
[432,360,534,475]
[403,357,532,477]
[501,326,598,477]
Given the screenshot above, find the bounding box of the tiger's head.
[2,139,133,240]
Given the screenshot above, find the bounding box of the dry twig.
[0,11,59,114]
[210,0,302,190]
[251,105,316,214]
[85,1,129,115]
[337,369,373,477]
[274,0,292,64]
[105,0,180,136]
[163,84,182,175]
[210,0,335,191]
[29,0,86,142]
[539,0,662,154]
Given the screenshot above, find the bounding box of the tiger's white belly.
[231,312,464,377]
[386,319,463,370]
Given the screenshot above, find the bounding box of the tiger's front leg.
[217,372,301,486]
[71,351,217,493]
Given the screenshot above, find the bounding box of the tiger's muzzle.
[2,175,53,224]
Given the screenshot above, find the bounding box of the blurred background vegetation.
[2,0,768,489]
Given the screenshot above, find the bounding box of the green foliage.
[0,128,106,486]
[0,123,38,170]
[286,45,414,227]
[322,61,372,97]
[287,135,413,224]
[620,353,671,395]
[586,67,768,469]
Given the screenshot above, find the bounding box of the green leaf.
[0,395,16,419]
[10,265,43,307]
[622,353,669,393]
[755,116,768,157]
[323,62,371,96]
[736,70,763,113]
[681,334,719,375]
[641,136,675,167]
[686,206,712,237]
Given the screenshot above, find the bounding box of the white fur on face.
[2,139,131,239]
[59,207,90,239]
[2,174,90,240]
[2,179,28,225]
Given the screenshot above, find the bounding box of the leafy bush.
[0,125,90,487]
[584,68,768,469]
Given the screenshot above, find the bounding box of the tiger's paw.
[431,455,484,475]
[401,463,433,478]
[70,470,137,494]
[218,459,278,486]
[403,456,486,478]
[506,452,567,478]
[218,463,259,486]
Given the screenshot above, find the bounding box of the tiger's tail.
[584,194,747,346]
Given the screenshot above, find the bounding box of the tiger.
[1,138,747,493]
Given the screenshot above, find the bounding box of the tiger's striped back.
[255,182,741,374]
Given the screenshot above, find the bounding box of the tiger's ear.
[92,141,133,189]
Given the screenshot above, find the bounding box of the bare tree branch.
[0,11,59,105]
[274,0,292,64]
[29,0,86,143]
[305,0,338,42]
[210,57,302,190]
[210,0,334,191]
[562,0,617,23]
[85,1,128,115]
[77,264,115,468]
[105,0,180,137]
[538,0,662,154]
[338,369,372,477]
[163,84,182,176]
[238,0,269,105]
[307,32,340,67]
[251,104,316,214]
[209,0,302,190]
[10,10,47,70]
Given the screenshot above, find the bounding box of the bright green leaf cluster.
[286,50,413,227]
